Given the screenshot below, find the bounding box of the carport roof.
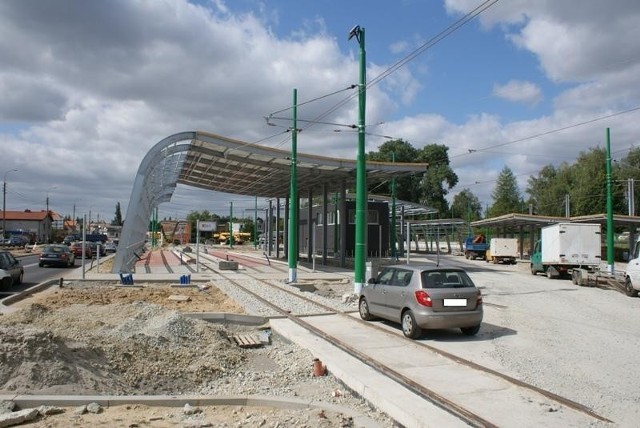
[471,212,640,230]
[177,131,429,198]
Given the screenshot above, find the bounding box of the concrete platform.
[270,315,602,428]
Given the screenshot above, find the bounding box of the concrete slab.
[270,318,468,428]
[272,315,601,428]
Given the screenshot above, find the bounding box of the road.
[0,253,95,299]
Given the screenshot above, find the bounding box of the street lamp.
[349,25,367,295]
[3,168,18,241]
[45,186,58,243]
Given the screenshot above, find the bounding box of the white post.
[406,222,411,264]
[82,214,86,280]
[312,221,316,272]
[196,220,200,273]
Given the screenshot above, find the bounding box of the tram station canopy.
[113,131,429,273]
[179,131,429,197]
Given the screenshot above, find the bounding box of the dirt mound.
[0,301,245,395]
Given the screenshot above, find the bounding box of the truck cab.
[623,239,640,297]
[530,240,544,274]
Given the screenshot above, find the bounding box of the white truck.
[486,238,518,264]
[573,236,640,297]
[530,223,601,279]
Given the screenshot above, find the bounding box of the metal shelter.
[113,131,429,273]
[470,212,640,259]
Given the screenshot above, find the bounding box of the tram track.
[153,248,611,425]
[210,270,610,427]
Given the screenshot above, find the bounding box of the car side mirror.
[367,277,377,284]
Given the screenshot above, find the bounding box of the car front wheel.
[16,271,23,285]
[461,324,481,336]
[401,310,422,339]
[625,277,639,297]
[1,277,12,289]
[359,298,374,321]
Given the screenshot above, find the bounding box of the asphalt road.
[0,253,93,298]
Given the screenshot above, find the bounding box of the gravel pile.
[212,277,357,317]
[0,282,396,427]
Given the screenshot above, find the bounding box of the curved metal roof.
[180,131,428,197]
[113,131,429,273]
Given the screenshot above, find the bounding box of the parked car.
[359,264,483,339]
[69,242,92,259]
[0,250,23,287]
[104,241,117,253]
[63,234,81,245]
[39,245,75,268]
[7,235,29,246]
[88,241,106,257]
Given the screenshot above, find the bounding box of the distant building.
[1,209,55,243]
[160,220,191,244]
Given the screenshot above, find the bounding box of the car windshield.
[421,270,475,289]
[44,246,64,253]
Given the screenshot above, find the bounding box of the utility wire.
[456,105,640,158]
[263,0,500,134]
[368,0,500,89]
[265,85,356,118]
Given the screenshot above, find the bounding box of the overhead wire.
[263,0,501,135]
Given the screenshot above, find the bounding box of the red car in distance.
[69,242,92,259]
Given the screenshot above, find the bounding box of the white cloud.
[493,80,542,106]
[1,0,640,221]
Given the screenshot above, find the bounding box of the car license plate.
[444,299,467,307]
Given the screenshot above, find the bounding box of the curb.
[0,394,384,428]
[0,279,59,308]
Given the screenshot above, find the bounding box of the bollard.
[312,358,326,377]
[59,278,64,288]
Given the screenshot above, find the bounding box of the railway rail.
[154,248,611,427]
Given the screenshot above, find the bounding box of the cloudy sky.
[2,0,640,224]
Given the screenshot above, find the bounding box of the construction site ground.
[0,249,392,427]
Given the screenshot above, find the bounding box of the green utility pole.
[349,25,367,294]
[151,207,157,248]
[391,151,397,260]
[288,89,299,283]
[606,128,614,273]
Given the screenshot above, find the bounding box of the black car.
[39,245,76,268]
[0,250,23,287]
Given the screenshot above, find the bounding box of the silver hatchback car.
[359,264,483,339]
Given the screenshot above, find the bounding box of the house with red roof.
[1,209,60,243]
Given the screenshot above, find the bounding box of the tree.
[366,139,420,201]
[112,202,123,226]
[527,164,572,216]
[570,148,608,216]
[416,144,458,216]
[366,141,457,217]
[489,166,522,217]
[451,189,483,222]
[614,147,640,215]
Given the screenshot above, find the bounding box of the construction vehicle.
[486,238,518,264]
[463,234,488,260]
[530,223,601,279]
[215,231,252,245]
